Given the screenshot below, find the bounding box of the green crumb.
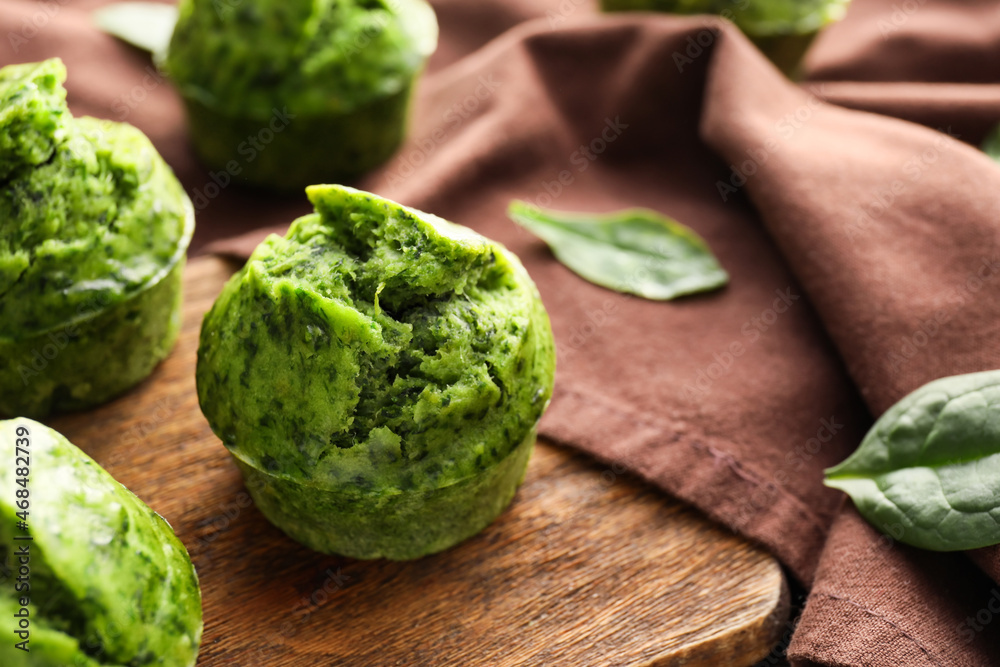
[167,0,437,118]
[166,0,438,190]
[0,419,202,667]
[599,0,849,36]
[197,185,556,559]
[600,0,850,75]
[0,58,193,418]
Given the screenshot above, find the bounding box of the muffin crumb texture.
[0,58,189,338]
[0,419,202,667]
[198,185,555,496]
[0,58,192,417]
[167,0,437,117]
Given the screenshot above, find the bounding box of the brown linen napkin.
[703,27,1000,665]
[805,81,1000,146]
[805,0,1000,84]
[803,0,1000,144]
[6,3,1000,666]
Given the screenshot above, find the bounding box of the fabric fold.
[805,0,1000,85]
[700,23,1000,665]
[702,20,1000,417]
[806,81,1000,143]
[790,507,1000,667]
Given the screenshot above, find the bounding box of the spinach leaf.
[93,2,178,65]
[825,370,1000,551]
[507,201,728,300]
[983,123,1000,164]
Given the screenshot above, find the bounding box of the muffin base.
[0,259,186,418]
[234,426,537,560]
[599,0,822,77]
[182,84,414,193]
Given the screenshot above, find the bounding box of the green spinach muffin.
[166,0,438,192]
[600,0,851,75]
[0,419,202,667]
[0,59,194,418]
[196,185,556,559]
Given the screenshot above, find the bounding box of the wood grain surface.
[49,256,789,666]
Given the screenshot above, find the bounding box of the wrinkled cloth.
[805,0,1000,145]
[5,1,1000,665]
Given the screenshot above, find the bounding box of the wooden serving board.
[50,257,789,666]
